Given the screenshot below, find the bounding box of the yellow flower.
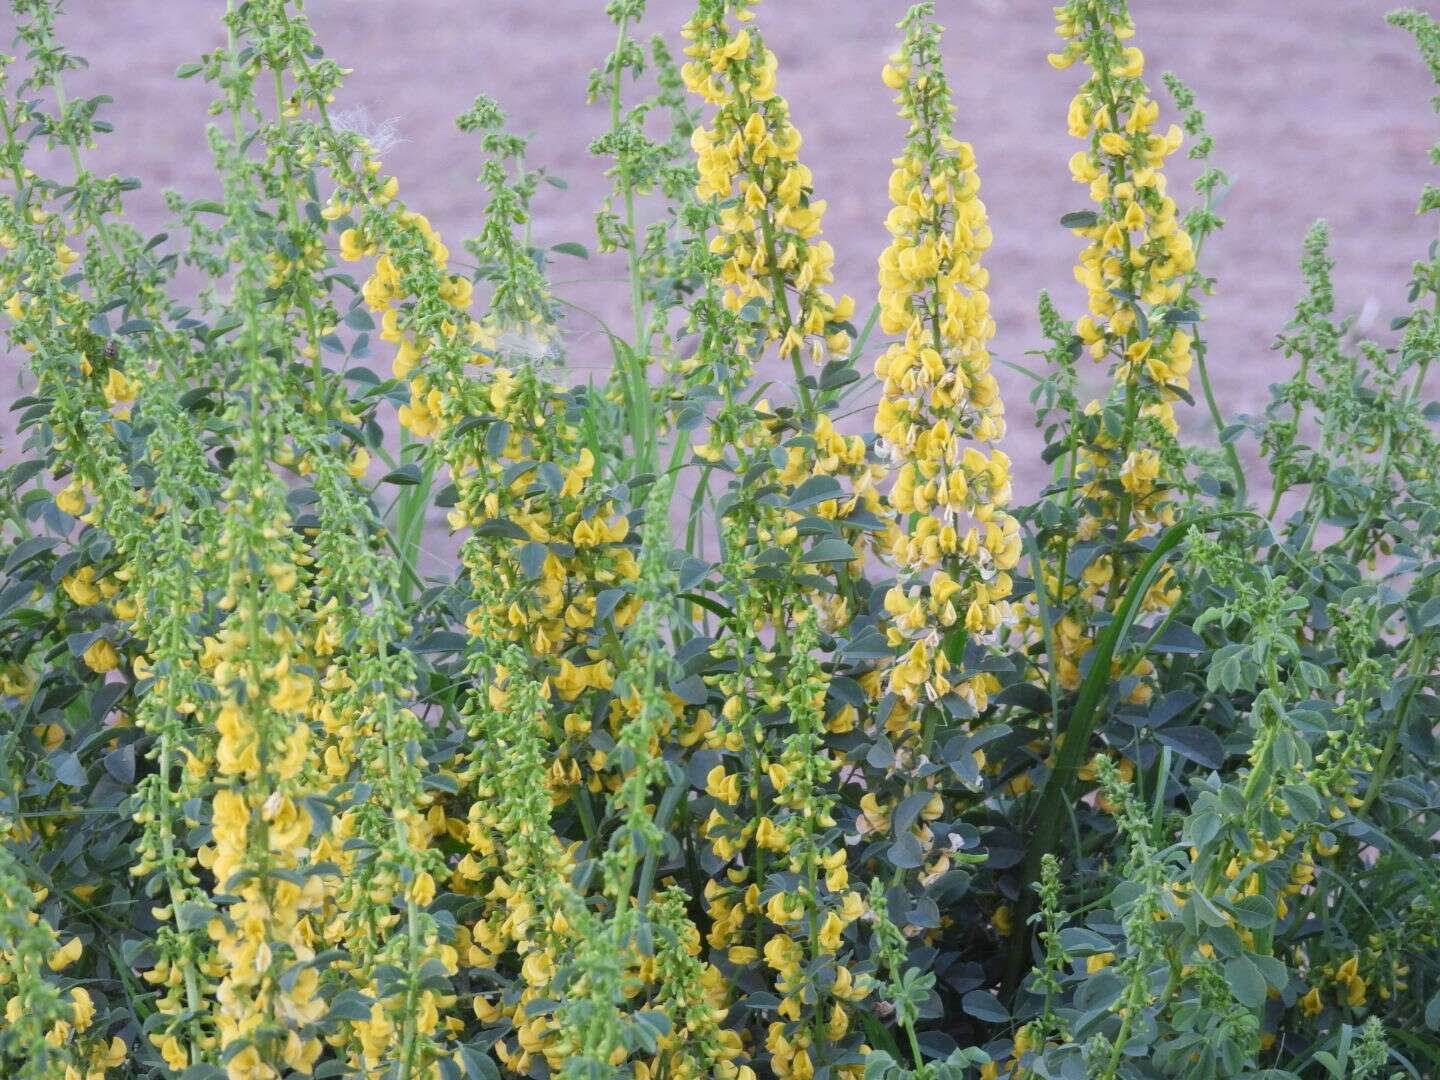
[705,764,742,806]
[157,1033,189,1071]
[69,987,94,1031]
[991,904,1013,936]
[62,568,102,607]
[1086,951,1116,973]
[410,870,437,906]
[269,672,313,713]
[104,367,139,405]
[56,482,86,516]
[49,936,83,971]
[82,638,120,674]
[339,227,368,261]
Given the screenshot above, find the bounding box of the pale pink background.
[4,1,1437,500]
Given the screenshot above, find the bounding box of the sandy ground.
[3,0,1438,500]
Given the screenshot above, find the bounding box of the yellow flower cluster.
[335,144,644,820]
[334,197,473,438]
[0,871,125,1080]
[311,674,457,1075]
[447,368,640,664]
[199,580,327,1077]
[682,0,889,630]
[455,650,590,1074]
[1038,0,1191,694]
[874,9,1020,717]
[682,3,854,367]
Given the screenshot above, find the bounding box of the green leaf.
[177,902,212,931]
[1224,954,1267,1009]
[1279,783,1321,822]
[457,1044,501,1079]
[344,307,376,331]
[475,520,529,541]
[381,464,423,486]
[1227,895,1275,930]
[632,1010,672,1054]
[595,588,630,621]
[103,744,135,785]
[788,475,844,510]
[416,631,468,654]
[1190,889,1230,928]
[678,591,732,620]
[422,773,460,795]
[1419,595,1440,629]
[960,989,1009,1023]
[518,541,547,580]
[840,629,891,661]
[804,538,857,564]
[5,536,57,573]
[886,833,924,870]
[818,360,860,392]
[1155,725,1225,769]
[892,791,933,837]
[326,989,374,1022]
[52,751,87,787]
[677,556,710,591]
[1147,623,1206,654]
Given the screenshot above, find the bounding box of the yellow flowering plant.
[2,0,1440,1078]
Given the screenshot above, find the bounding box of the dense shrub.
[1,0,1438,1077]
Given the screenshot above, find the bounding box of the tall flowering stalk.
[124,388,221,1072]
[679,5,887,1075]
[460,601,592,1074]
[206,6,461,1071]
[189,5,355,1073]
[0,4,224,1070]
[761,610,872,1079]
[1043,0,1193,694]
[560,481,739,1077]
[875,3,1019,719]
[305,459,452,1078]
[587,0,701,477]
[682,0,855,406]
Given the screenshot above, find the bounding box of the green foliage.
[0,1,1436,1079]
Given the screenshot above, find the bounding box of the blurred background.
[5,1,1437,497]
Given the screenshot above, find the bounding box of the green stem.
[1192,325,1245,504]
[1357,633,1430,816]
[1177,184,1245,507]
[606,9,657,475]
